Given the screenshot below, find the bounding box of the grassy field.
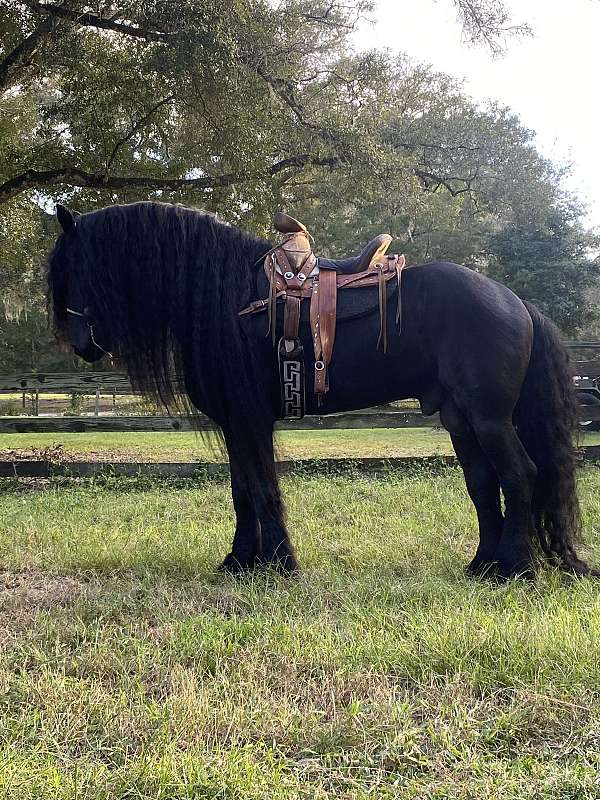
[0,429,455,462]
[1,428,600,463]
[0,465,599,798]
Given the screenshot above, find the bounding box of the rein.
[66,307,113,359]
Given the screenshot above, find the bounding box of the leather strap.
[318,267,337,368]
[274,247,293,275]
[314,358,327,395]
[267,253,277,345]
[310,279,320,360]
[309,282,324,394]
[309,269,337,397]
[377,264,387,353]
[258,253,404,297]
[283,295,301,340]
[395,257,403,332]
[241,255,406,314]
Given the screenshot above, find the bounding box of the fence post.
[34,390,39,416]
[95,388,100,416]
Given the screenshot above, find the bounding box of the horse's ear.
[56,204,80,232]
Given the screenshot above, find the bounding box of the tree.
[0,1,376,205]
[285,63,566,264]
[0,0,596,349]
[0,1,527,210]
[0,0,384,304]
[0,309,82,372]
[485,204,600,335]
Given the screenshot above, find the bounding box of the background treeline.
[1,0,598,372]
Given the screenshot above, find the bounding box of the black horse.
[47,201,594,580]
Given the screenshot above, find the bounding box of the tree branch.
[22,1,173,42]
[105,95,175,172]
[451,0,531,54]
[414,168,473,197]
[0,155,341,204]
[255,64,341,149]
[0,13,58,92]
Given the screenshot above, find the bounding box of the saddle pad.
[255,267,399,324]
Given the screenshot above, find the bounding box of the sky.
[352,0,600,229]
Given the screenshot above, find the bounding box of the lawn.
[0,466,599,798]
[1,428,600,463]
[0,428,455,462]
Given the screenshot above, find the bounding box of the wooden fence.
[1,341,600,433]
[0,370,439,432]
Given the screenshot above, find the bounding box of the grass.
[0,465,599,797]
[0,428,455,462]
[1,428,600,463]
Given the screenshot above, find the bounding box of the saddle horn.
[273,212,308,235]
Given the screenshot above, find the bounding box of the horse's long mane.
[47,202,273,462]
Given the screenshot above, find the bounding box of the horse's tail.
[514,301,593,574]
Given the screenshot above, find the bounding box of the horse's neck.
[172,235,267,338]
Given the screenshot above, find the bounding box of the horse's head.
[49,205,113,363]
[47,199,272,416]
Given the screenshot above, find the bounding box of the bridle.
[66,307,113,359]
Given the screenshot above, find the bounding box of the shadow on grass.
[0,458,460,496]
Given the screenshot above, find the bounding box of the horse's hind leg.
[441,400,503,576]
[470,416,537,580]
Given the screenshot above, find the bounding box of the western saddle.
[240,213,405,419]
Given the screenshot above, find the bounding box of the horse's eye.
[83,306,95,324]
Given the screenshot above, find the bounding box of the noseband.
[66,307,113,359]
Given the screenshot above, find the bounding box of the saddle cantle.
[240,213,406,419]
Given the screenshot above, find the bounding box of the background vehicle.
[567,342,600,431]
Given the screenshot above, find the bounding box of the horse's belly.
[298,312,429,415]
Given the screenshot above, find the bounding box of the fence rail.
[0,372,132,393]
[2,407,600,435]
[0,410,442,434]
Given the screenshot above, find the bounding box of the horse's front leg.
[219,450,260,573]
[221,429,298,574]
[255,477,298,574]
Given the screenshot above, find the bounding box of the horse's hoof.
[256,552,300,575]
[218,552,256,574]
[465,558,497,579]
[561,559,600,578]
[494,560,536,582]
[275,554,300,575]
